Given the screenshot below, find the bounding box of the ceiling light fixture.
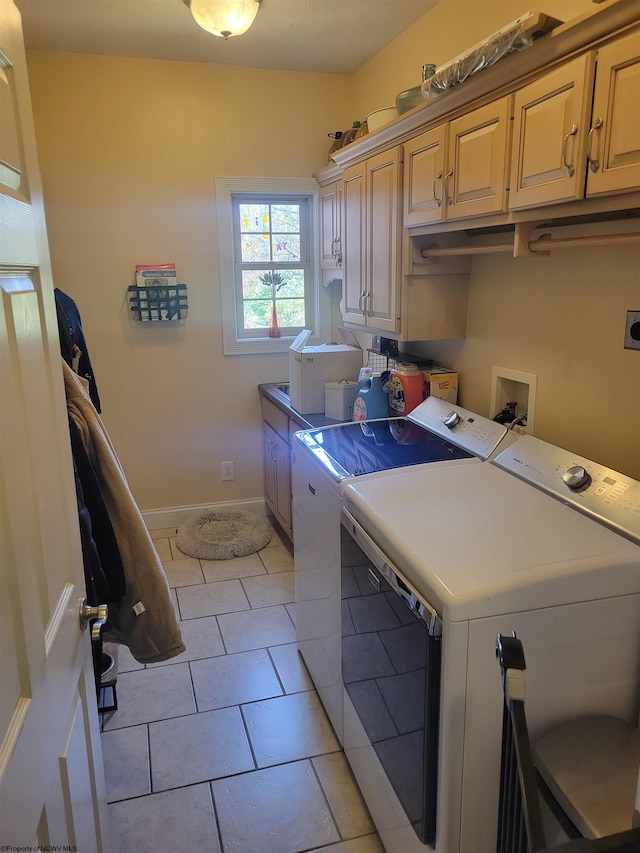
[183,0,262,40]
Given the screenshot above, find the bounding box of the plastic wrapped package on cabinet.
[422,12,562,97]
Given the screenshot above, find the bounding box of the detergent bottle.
[388,362,424,416]
[352,367,389,421]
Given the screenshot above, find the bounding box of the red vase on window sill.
[269,305,281,338]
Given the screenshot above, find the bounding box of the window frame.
[216,176,328,356]
[232,194,311,340]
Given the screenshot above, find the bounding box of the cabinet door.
[319,180,342,268]
[509,53,594,209]
[262,422,292,539]
[447,96,512,220]
[587,29,640,197]
[263,423,278,519]
[403,125,447,226]
[367,147,401,333]
[341,162,367,325]
[273,431,292,538]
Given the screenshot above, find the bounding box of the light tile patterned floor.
[101,520,384,853]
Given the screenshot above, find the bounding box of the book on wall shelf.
[134,263,177,288]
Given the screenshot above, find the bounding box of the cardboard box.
[422,368,458,403]
[289,330,363,414]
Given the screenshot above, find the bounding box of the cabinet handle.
[365,291,371,314]
[561,123,578,178]
[587,116,603,173]
[444,169,454,205]
[433,170,443,207]
[358,290,366,312]
[331,237,342,267]
[334,236,342,267]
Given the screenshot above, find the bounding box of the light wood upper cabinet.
[509,53,595,209]
[447,97,512,220]
[404,97,512,226]
[367,147,402,331]
[319,179,343,269]
[342,148,401,334]
[341,161,367,325]
[587,29,640,197]
[510,31,640,210]
[403,125,447,226]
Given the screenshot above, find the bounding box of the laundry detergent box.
[289,330,363,414]
[422,367,458,403]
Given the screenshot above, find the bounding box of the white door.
[0,2,110,849]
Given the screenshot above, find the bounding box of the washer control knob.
[562,465,591,491]
[443,411,461,429]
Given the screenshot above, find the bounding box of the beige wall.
[26,51,352,511]
[26,0,639,518]
[412,245,640,479]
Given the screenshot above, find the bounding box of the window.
[234,196,309,338]
[216,176,328,355]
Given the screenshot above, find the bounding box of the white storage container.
[325,380,358,421]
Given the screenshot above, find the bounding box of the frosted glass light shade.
[186,0,261,39]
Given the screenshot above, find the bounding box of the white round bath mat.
[176,508,272,560]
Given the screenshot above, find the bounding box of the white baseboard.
[142,498,270,531]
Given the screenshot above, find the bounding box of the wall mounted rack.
[127,283,188,322]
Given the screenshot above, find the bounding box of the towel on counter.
[62,360,185,664]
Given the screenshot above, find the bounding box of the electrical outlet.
[624,310,640,351]
[221,461,235,481]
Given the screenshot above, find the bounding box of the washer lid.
[295,397,508,481]
[297,418,473,480]
[343,462,640,622]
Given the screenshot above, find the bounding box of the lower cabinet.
[261,397,292,540]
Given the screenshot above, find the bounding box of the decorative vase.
[269,305,281,338]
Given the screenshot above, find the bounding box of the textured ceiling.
[15,0,440,74]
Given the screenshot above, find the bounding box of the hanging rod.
[420,243,513,257]
[528,231,640,252]
[419,225,640,259]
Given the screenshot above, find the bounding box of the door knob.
[79,598,108,641]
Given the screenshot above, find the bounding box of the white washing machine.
[340,435,640,853]
[292,396,511,746]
